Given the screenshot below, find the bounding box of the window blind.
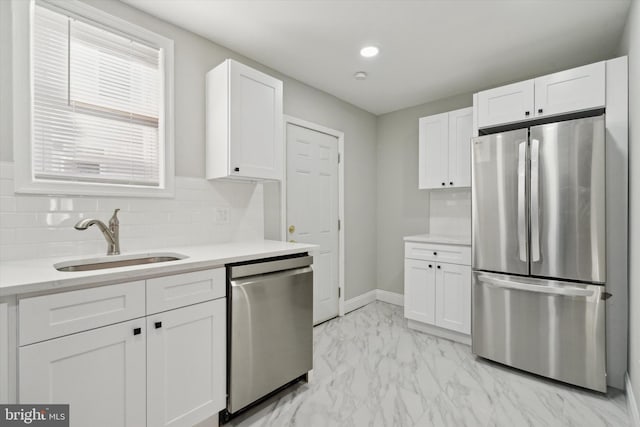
[33,4,164,187]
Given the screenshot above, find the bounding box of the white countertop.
[403,234,471,246]
[0,240,315,297]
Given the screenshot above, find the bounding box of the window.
[13,0,174,197]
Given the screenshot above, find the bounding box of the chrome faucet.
[74,208,121,255]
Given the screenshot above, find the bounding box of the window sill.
[14,178,175,199]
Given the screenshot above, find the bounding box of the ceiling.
[121,0,631,115]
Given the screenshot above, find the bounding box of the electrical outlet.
[215,207,229,224]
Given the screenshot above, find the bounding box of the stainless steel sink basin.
[54,253,188,272]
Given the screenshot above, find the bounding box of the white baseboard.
[376,289,403,306]
[628,373,640,427]
[407,319,471,346]
[344,290,377,314]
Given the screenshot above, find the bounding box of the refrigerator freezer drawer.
[472,272,606,392]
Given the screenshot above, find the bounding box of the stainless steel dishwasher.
[223,254,313,420]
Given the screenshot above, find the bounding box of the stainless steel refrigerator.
[471,115,607,392]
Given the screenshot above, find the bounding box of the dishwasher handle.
[230,266,313,288]
[229,255,313,279]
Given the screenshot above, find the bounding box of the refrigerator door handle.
[517,141,527,262]
[478,275,594,297]
[530,138,541,262]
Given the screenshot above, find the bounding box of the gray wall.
[619,0,639,411]
[0,0,378,301]
[375,93,472,294]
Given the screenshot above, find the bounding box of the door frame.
[282,115,345,317]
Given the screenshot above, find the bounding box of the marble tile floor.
[227,301,629,427]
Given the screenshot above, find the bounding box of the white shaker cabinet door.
[435,263,471,334]
[447,107,473,188]
[147,299,226,427]
[19,319,146,427]
[229,60,283,180]
[418,112,449,189]
[534,61,605,119]
[477,80,534,128]
[404,259,436,324]
[206,59,283,181]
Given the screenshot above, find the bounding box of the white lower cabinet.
[435,263,471,335]
[18,268,227,427]
[0,301,10,403]
[404,241,471,343]
[404,259,436,324]
[147,299,226,427]
[19,319,147,427]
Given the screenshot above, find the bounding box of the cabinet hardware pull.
[433,252,437,255]
[133,327,141,336]
[428,264,432,268]
[437,265,441,269]
[525,111,530,116]
[234,167,240,172]
[449,181,453,185]
[538,108,543,114]
[441,182,445,186]
[155,322,162,329]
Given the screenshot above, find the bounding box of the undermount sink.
[54,253,188,272]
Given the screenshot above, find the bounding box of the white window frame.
[12,0,175,198]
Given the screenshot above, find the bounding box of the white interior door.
[286,123,339,325]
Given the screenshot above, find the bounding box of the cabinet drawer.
[147,268,225,314]
[405,242,471,265]
[19,281,145,346]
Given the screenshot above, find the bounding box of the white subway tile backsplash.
[96,198,131,212]
[0,162,264,261]
[429,189,471,237]
[0,243,43,261]
[0,213,40,228]
[16,197,56,212]
[38,212,86,228]
[0,163,14,179]
[0,179,14,196]
[0,197,16,212]
[0,228,16,244]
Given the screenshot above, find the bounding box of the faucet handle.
[109,208,120,226]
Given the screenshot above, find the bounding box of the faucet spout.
[74,209,121,255]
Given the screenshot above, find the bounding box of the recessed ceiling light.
[360,46,379,58]
[354,71,368,80]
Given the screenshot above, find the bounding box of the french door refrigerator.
[471,115,607,392]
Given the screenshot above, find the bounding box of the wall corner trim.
[376,290,404,306]
[628,373,640,427]
[343,289,404,314]
[344,290,377,314]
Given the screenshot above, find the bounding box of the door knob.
[288,225,295,233]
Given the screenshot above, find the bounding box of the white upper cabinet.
[206,59,284,181]
[419,112,448,189]
[477,61,605,129]
[419,107,473,189]
[534,61,605,118]
[477,80,535,128]
[448,108,473,188]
